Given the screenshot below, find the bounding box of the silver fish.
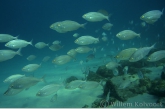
[102,23,113,31]
[50,20,86,33]
[82,12,109,22]
[36,84,62,96]
[140,9,164,24]
[5,39,32,49]
[52,55,72,65]
[9,76,45,89]
[0,34,18,42]
[65,80,85,89]
[49,44,63,51]
[74,35,99,45]
[129,43,156,62]
[3,88,23,96]
[147,50,165,62]
[4,74,25,83]
[0,49,21,62]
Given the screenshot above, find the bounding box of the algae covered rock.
[149,79,165,97]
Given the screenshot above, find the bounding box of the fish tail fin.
[39,62,42,67]
[16,48,22,56]
[81,23,87,29]
[151,43,156,49]
[41,75,47,83]
[15,35,19,39]
[162,8,164,14]
[137,33,141,38]
[106,16,110,22]
[106,13,112,22]
[29,39,33,46]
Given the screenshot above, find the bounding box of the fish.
[86,54,95,62]
[102,23,113,31]
[129,43,156,62]
[50,93,58,102]
[9,76,45,89]
[50,20,86,33]
[42,56,50,62]
[49,44,63,51]
[50,21,67,33]
[106,61,121,70]
[101,36,108,41]
[147,50,165,62]
[5,39,32,49]
[65,80,85,89]
[82,12,109,22]
[27,55,36,61]
[140,9,164,24]
[67,49,77,58]
[36,84,62,96]
[0,34,18,42]
[75,46,93,53]
[0,49,22,62]
[112,68,119,76]
[52,55,72,65]
[22,63,41,72]
[73,33,79,38]
[118,74,140,89]
[3,74,25,83]
[3,88,23,96]
[138,70,143,79]
[52,40,61,45]
[123,66,128,75]
[74,35,99,45]
[79,81,100,90]
[116,30,140,40]
[35,42,49,49]
[115,48,138,61]
[141,22,146,27]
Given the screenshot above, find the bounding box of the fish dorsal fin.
[97,9,109,16]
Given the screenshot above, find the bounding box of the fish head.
[116,33,121,37]
[82,14,87,19]
[129,57,135,62]
[115,55,119,59]
[5,43,14,48]
[147,57,151,61]
[74,39,79,43]
[52,59,56,63]
[36,92,41,96]
[140,15,145,20]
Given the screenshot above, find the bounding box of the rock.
[96,65,114,78]
[149,79,165,97]
[86,71,104,82]
[161,72,165,80]
[82,104,89,108]
[64,76,78,84]
[157,97,165,107]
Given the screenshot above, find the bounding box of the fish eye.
[142,16,144,18]
[58,24,61,27]
[118,34,120,36]
[148,58,150,60]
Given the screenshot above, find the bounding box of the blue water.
[0,0,165,108]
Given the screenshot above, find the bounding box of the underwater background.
[0,0,165,108]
